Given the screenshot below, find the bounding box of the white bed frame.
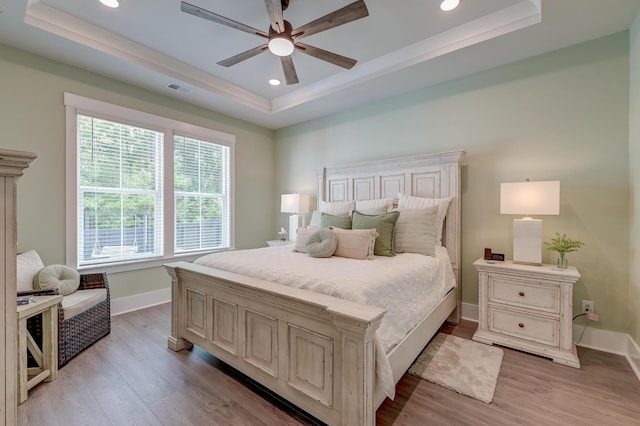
[165,150,465,425]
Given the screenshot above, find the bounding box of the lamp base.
[289,214,300,242]
[513,218,542,265]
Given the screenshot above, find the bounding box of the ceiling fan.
[180,0,369,85]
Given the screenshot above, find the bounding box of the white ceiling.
[1,0,639,129]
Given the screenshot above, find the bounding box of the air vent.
[167,83,191,94]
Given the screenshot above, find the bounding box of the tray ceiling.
[1,0,639,128]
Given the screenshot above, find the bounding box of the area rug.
[408,333,503,403]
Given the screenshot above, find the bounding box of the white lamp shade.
[281,194,309,214]
[500,181,560,216]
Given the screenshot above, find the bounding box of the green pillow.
[320,212,352,229]
[352,210,400,256]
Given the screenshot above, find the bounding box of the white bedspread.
[194,245,456,399]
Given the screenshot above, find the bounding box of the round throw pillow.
[33,264,81,296]
[305,228,338,258]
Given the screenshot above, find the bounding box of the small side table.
[16,295,63,404]
[472,258,581,368]
[266,240,291,247]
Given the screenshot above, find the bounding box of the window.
[174,135,231,254]
[65,93,235,271]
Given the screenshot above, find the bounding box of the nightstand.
[472,258,581,368]
[266,240,291,247]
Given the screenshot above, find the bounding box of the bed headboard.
[314,150,466,284]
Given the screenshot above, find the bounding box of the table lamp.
[500,180,560,265]
[281,193,310,241]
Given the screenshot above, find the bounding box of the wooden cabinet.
[0,149,37,425]
[472,258,581,368]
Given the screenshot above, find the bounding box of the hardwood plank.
[17,305,640,425]
[28,361,111,426]
[115,304,308,425]
[92,384,163,426]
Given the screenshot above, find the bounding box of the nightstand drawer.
[488,306,559,347]
[489,277,559,314]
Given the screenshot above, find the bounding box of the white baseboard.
[572,322,628,355]
[626,334,640,380]
[111,287,171,316]
[462,302,640,382]
[461,302,478,322]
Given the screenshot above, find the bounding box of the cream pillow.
[293,227,318,253]
[354,206,387,215]
[17,250,45,292]
[355,197,395,214]
[34,264,81,296]
[392,207,439,257]
[398,193,452,245]
[329,227,378,260]
[318,200,355,216]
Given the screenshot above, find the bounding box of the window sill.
[78,249,231,275]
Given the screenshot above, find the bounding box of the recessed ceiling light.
[440,0,460,12]
[269,78,281,86]
[99,0,120,8]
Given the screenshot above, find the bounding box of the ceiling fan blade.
[295,43,357,69]
[217,45,269,67]
[280,55,299,85]
[181,1,269,39]
[292,0,369,40]
[264,0,285,33]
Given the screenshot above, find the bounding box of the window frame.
[65,93,235,273]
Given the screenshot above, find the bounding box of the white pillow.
[318,200,355,216]
[355,197,395,214]
[329,227,378,260]
[308,210,322,228]
[398,193,452,245]
[392,207,439,257]
[17,250,45,292]
[293,227,318,253]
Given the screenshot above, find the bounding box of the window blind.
[78,114,164,265]
[174,135,230,253]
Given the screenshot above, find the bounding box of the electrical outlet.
[582,300,594,314]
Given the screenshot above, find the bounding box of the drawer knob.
[518,323,524,328]
[518,291,525,297]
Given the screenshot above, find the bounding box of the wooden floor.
[17,303,640,425]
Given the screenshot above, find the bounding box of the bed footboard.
[165,261,385,426]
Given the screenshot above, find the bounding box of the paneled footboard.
[165,261,385,426]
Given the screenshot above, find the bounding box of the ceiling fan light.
[268,37,294,57]
[440,0,460,12]
[99,0,120,8]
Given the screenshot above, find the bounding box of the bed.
[164,150,465,425]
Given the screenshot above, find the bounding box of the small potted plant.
[544,233,585,269]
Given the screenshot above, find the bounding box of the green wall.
[2,28,636,338]
[275,32,631,333]
[0,44,276,300]
[629,13,640,345]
